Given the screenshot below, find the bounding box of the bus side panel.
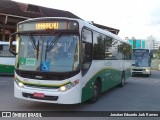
[81,76,96,102]
[81,61,123,102]
[102,69,111,92]
[0,57,15,75]
[104,60,123,90]
[112,69,122,86]
[81,60,106,102]
[81,69,112,102]
[81,68,122,102]
[0,64,15,74]
[102,68,121,93]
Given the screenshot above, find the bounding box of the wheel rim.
[122,77,125,85]
[93,85,98,98]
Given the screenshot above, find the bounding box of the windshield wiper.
[45,33,62,60]
[29,35,37,50]
[29,34,40,60]
[47,33,62,51]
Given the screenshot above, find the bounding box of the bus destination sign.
[36,22,59,30]
[18,20,78,32]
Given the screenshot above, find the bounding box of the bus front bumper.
[131,69,151,75]
[14,81,81,104]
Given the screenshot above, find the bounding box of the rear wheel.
[131,72,134,77]
[119,74,125,87]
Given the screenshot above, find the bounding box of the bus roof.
[81,20,128,44]
[18,17,130,45]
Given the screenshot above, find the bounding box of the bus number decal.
[25,58,36,66]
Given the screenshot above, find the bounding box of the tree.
[156,48,160,59]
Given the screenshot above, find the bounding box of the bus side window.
[81,28,92,75]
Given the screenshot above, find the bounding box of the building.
[0,0,80,41]
[0,0,120,42]
[126,37,160,50]
[127,39,145,49]
[146,36,160,50]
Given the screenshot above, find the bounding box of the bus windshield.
[17,34,80,72]
[132,50,150,67]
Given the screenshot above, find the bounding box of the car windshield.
[17,34,80,72]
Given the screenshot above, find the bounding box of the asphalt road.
[0,70,160,120]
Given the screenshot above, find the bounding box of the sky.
[12,0,160,41]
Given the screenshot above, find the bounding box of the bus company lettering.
[36,22,59,30]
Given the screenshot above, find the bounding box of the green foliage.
[156,50,160,59]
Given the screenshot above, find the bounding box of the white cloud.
[12,0,160,41]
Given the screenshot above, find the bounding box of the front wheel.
[88,81,100,103]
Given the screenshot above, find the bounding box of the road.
[0,70,160,120]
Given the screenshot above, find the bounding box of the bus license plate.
[33,92,45,98]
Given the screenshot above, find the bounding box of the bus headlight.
[18,82,24,87]
[15,79,24,88]
[59,80,79,92]
[145,69,149,72]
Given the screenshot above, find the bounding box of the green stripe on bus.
[0,64,15,74]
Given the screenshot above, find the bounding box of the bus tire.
[89,80,100,103]
[119,73,125,87]
[146,74,150,77]
[131,72,134,77]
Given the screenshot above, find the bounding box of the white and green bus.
[131,49,152,77]
[0,41,16,75]
[9,17,131,104]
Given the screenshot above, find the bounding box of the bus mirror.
[9,33,17,56]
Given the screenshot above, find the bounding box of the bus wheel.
[119,74,125,87]
[146,74,150,77]
[89,81,100,103]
